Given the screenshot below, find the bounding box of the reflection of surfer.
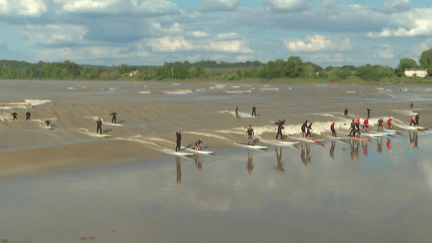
[251,106,256,117]
[110,112,118,123]
[354,140,360,159]
[301,143,311,165]
[330,141,335,159]
[246,125,254,144]
[275,147,284,172]
[276,119,285,140]
[362,141,368,156]
[11,112,17,121]
[386,137,391,151]
[25,111,31,121]
[96,118,103,134]
[235,106,239,117]
[194,155,202,171]
[175,131,181,152]
[247,150,254,174]
[301,120,308,137]
[344,108,348,118]
[409,131,418,149]
[377,118,384,131]
[176,156,181,184]
[330,122,336,137]
[377,138,383,154]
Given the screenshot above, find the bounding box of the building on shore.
[404,69,427,78]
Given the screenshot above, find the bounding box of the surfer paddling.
[275,119,285,140]
[96,117,103,135]
[110,112,118,123]
[246,125,254,145]
[175,131,181,152]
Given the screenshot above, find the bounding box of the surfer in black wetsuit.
[330,122,336,137]
[110,112,118,123]
[193,138,203,150]
[276,119,285,140]
[235,106,239,117]
[246,125,254,144]
[344,108,348,118]
[367,108,371,119]
[45,120,51,127]
[305,123,312,138]
[11,112,17,121]
[96,118,103,135]
[355,118,361,136]
[251,106,256,117]
[377,118,384,131]
[175,131,181,152]
[416,113,420,126]
[349,119,356,136]
[301,120,308,137]
[410,102,414,111]
[25,111,31,121]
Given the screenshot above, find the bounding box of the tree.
[355,64,395,81]
[419,48,432,76]
[395,58,419,77]
[300,64,317,78]
[286,56,303,78]
[173,67,190,79]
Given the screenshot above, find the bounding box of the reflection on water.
[275,147,284,172]
[377,137,383,154]
[350,140,360,160]
[362,141,368,156]
[409,131,419,149]
[194,155,203,171]
[247,150,253,174]
[176,156,181,184]
[300,142,311,166]
[386,137,392,152]
[330,141,336,159]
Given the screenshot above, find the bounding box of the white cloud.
[378,43,395,59]
[261,0,312,12]
[217,32,241,39]
[206,40,253,53]
[54,0,119,12]
[146,36,194,52]
[18,24,88,45]
[0,0,47,16]
[151,22,183,33]
[409,38,432,58]
[199,0,239,12]
[236,55,254,62]
[308,53,345,63]
[368,8,432,37]
[191,31,209,38]
[381,0,410,13]
[284,35,351,52]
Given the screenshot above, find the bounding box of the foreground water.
[1,132,432,243]
[1,80,432,242]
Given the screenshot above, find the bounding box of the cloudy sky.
[1,0,432,68]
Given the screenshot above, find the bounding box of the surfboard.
[343,136,370,141]
[174,151,195,156]
[394,124,427,131]
[363,133,393,138]
[185,148,215,155]
[258,139,299,148]
[289,136,325,144]
[235,142,268,150]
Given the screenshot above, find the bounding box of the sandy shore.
[1,79,431,177]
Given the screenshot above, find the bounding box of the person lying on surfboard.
[330,122,336,137]
[193,138,203,150]
[246,125,254,144]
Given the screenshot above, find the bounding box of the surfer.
[235,106,239,117]
[344,108,348,118]
[410,115,416,126]
[305,123,313,138]
[246,125,254,144]
[96,117,103,135]
[251,106,257,117]
[110,112,118,123]
[354,117,360,135]
[386,117,393,129]
[276,119,285,140]
[367,108,371,119]
[362,118,369,132]
[377,118,384,131]
[301,120,308,137]
[11,112,17,121]
[416,113,420,126]
[45,120,51,127]
[410,102,414,111]
[25,111,31,121]
[175,131,181,152]
[193,138,203,150]
[349,119,356,136]
[330,122,336,137]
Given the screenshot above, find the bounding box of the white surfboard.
[184,148,215,155]
[258,138,299,148]
[173,151,195,156]
[289,136,325,144]
[394,124,427,131]
[235,142,268,150]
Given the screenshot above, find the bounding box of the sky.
[0,0,432,68]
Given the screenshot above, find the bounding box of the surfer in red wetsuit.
[246,125,254,144]
[362,118,369,132]
[410,115,416,126]
[386,117,393,129]
[330,122,336,137]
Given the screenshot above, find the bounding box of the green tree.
[395,58,419,77]
[173,67,190,79]
[140,67,156,80]
[300,64,317,78]
[419,49,432,76]
[286,56,303,78]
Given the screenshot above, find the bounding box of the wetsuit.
[110,112,117,123]
[377,118,383,131]
[306,123,312,138]
[416,114,419,126]
[194,139,203,150]
[276,121,285,140]
[11,112,17,121]
[363,119,369,131]
[45,120,51,126]
[330,123,336,137]
[410,102,413,110]
[301,121,308,137]
[25,112,31,121]
[251,107,256,117]
[344,108,348,118]
[386,118,392,129]
[354,118,360,135]
[96,119,103,134]
[246,127,254,144]
[349,120,356,136]
[176,131,181,152]
[367,108,371,119]
[410,115,416,126]
[235,107,239,117]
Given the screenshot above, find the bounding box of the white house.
[404,69,427,78]
[128,70,139,76]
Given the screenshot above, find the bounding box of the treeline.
[1,48,432,82]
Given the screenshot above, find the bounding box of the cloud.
[151,22,183,33]
[18,24,88,46]
[409,38,432,58]
[146,36,194,52]
[191,31,209,38]
[261,0,312,12]
[378,43,395,59]
[0,0,47,16]
[284,35,351,52]
[199,0,239,12]
[236,55,254,62]
[308,53,345,63]
[380,0,411,13]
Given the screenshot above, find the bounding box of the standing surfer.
[175,131,181,152]
[410,115,416,126]
[377,118,384,131]
[349,119,356,136]
[251,106,257,117]
[344,108,348,118]
[301,120,308,137]
[11,112,18,121]
[362,118,369,132]
[45,120,51,127]
[305,123,313,138]
[246,125,254,144]
[193,138,203,150]
[275,119,285,140]
[330,122,336,137]
[416,113,420,126]
[96,118,103,135]
[110,112,118,123]
[410,102,414,111]
[386,117,393,129]
[25,111,31,121]
[235,106,239,117]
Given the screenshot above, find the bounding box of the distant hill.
[0,60,32,70]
